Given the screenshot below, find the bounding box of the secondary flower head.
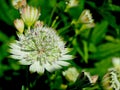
[20,5,40,27]
[9,25,73,74]
[102,68,120,90]
[78,9,94,24]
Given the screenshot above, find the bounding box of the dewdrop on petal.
[12,0,26,9]
[62,67,79,82]
[20,5,40,27]
[102,68,120,90]
[9,25,74,75]
[14,19,24,33]
[78,9,94,24]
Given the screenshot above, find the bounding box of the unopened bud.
[34,21,44,28]
[14,19,24,33]
[62,67,79,82]
[20,5,40,27]
[12,0,26,9]
[91,75,98,85]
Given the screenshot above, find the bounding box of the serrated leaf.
[90,21,108,45]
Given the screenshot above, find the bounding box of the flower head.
[20,5,40,27]
[9,25,73,74]
[102,68,120,90]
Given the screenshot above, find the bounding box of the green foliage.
[0,0,120,90]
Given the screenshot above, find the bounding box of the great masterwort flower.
[9,25,73,74]
[102,68,120,90]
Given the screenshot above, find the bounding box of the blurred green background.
[0,0,120,90]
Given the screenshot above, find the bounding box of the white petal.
[36,64,45,74]
[17,33,24,40]
[61,48,71,54]
[19,59,31,65]
[59,55,74,61]
[52,62,62,70]
[57,61,70,66]
[10,43,20,49]
[112,57,120,66]
[10,55,24,59]
[9,49,28,56]
[29,61,38,73]
[29,61,44,74]
[44,62,55,72]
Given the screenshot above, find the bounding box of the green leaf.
[90,21,108,45]
[86,1,97,8]
[90,42,120,59]
[0,0,19,25]
[107,4,120,12]
[0,31,8,42]
[99,9,117,28]
[72,38,84,59]
[82,40,88,63]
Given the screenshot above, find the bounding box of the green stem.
[28,26,31,31]
[48,4,57,26]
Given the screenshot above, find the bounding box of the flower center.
[38,49,45,55]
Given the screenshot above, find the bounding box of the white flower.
[78,9,94,24]
[9,25,73,74]
[62,67,79,82]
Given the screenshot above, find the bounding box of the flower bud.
[14,19,24,33]
[34,20,44,28]
[62,67,79,82]
[78,9,94,24]
[12,0,26,9]
[20,5,40,27]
